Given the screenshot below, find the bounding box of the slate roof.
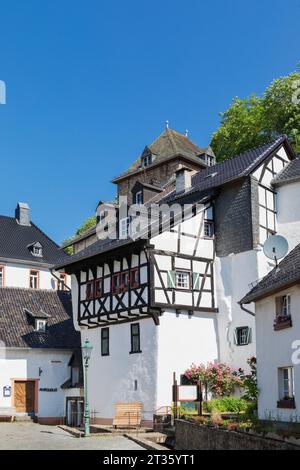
[161,135,294,203]
[240,243,300,304]
[112,128,211,182]
[0,288,80,349]
[272,156,300,187]
[0,215,65,265]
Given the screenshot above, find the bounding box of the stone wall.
[175,420,300,450]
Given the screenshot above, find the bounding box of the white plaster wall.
[256,285,300,422]
[216,250,267,370]
[0,349,73,417]
[81,318,158,421]
[276,181,300,252]
[1,263,69,290]
[156,310,219,408]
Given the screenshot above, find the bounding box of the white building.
[240,157,300,423]
[0,203,82,424]
[56,131,299,425]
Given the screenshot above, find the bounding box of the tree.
[211,67,300,161]
[63,215,97,255]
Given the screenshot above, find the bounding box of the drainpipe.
[239,302,255,317]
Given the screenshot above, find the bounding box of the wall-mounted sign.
[3,386,11,397]
[39,388,58,392]
[178,385,197,401]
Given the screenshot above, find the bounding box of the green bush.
[203,397,249,413]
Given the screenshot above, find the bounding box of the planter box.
[277,398,296,409]
[274,317,292,331]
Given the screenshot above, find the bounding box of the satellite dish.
[263,235,289,265]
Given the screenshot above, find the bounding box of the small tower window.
[142,154,152,167]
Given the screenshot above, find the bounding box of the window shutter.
[167,270,175,288]
[246,327,252,345]
[193,272,200,290]
[233,328,238,345]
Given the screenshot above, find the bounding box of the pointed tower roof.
[113,127,211,183]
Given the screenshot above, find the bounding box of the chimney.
[175,167,193,194]
[15,202,31,226]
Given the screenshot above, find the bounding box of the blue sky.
[0,0,299,243]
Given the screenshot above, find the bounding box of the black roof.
[0,288,80,349]
[0,215,65,265]
[240,243,300,304]
[272,156,300,187]
[161,135,294,203]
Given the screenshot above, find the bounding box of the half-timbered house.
[56,133,299,425]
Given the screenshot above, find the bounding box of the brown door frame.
[11,379,39,414]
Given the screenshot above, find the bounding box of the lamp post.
[82,339,93,436]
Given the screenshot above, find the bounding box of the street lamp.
[82,339,93,436]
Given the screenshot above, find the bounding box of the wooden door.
[14,381,35,413]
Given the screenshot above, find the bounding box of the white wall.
[276,181,300,252]
[256,285,300,422]
[1,262,69,290]
[0,348,73,418]
[156,309,219,408]
[81,318,158,422]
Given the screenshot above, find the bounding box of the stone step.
[14,415,35,422]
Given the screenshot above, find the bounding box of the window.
[32,245,42,257]
[86,281,94,300]
[101,328,109,356]
[36,319,46,332]
[274,295,292,329]
[120,217,131,239]
[0,266,4,287]
[94,279,102,298]
[175,270,190,289]
[279,367,294,400]
[142,154,152,167]
[130,268,139,287]
[112,274,121,294]
[281,295,291,317]
[134,191,143,205]
[235,327,251,346]
[130,323,141,353]
[204,220,214,238]
[29,270,39,289]
[121,272,129,291]
[57,273,67,291]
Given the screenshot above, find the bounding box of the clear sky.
[0,0,299,244]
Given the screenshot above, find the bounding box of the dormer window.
[36,319,47,332]
[28,242,43,258]
[134,191,143,205]
[142,154,152,167]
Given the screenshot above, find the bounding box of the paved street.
[0,422,144,450]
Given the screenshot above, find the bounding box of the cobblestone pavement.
[0,422,144,450]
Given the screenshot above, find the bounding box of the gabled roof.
[240,243,300,304]
[272,156,300,187]
[112,128,211,182]
[160,135,295,203]
[0,288,80,349]
[0,215,65,266]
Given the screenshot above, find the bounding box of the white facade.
[255,285,300,422]
[0,262,68,290]
[0,348,76,422]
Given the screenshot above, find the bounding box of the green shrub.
[203,396,249,413]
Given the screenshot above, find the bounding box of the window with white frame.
[204,220,214,238]
[119,217,131,239]
[281,295,291,317]
[36,319,46,332]
[0,266,4,287]
[235,326,251,346]
[29,270,39,289]
[134,191,143,205]
[142,154,152,167]
[175,270,190,289]
[278,367,294,400]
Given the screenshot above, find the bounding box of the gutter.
[239,302,255,317]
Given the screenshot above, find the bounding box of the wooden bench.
[113,402,142,428]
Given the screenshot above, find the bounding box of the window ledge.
[129,350,142,355]
[274,317,292,331]
[277,399,296,409]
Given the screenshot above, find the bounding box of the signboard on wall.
[178,385,197,401]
